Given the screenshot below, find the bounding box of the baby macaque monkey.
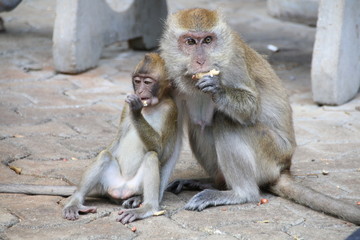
[62,53,178,224]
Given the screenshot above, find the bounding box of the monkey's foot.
[116,209,139,224]
[116,206,157,224]
[122,196,142,209]
[185,189,251,211]
[184,189,217,211]
[167,179,214,194]
[63,204,97,220]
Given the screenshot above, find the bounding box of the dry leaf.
[9,165,22,174]
[257,220,270,223]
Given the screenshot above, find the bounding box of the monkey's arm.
[196,76,259,125]
[132,113,162,153]
[125,94,162,152]
[159,99,178,150]
[134,100,177,155]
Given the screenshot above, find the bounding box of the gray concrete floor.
[0,0,359,239]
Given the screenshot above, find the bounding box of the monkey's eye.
[203,36,212,44]
[133,77,141,84]
[144,78,153,85]
[185,38,196,45]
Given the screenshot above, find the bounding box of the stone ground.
[0,0,359,239]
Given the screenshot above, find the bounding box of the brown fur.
[176,8,218,31]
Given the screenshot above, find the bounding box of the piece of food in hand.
[142,100,148,107]
[192,69,220,80]
[153,210,166,216]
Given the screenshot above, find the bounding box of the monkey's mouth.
[141,98,151,107]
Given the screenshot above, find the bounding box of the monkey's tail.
[0,184,76,196]
[269,173,360,225]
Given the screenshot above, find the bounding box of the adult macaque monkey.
[160,8,360,225]
[0,53,178,224]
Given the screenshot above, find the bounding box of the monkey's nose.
[196,59,206,66]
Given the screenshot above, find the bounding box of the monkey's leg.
[117,151,160,224]
[185,123,261,211]
[63,150,112,220]
[159,113,184,201]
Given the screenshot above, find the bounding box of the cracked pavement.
[0,0,359,239]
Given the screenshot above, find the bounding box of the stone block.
[311,0,360,105]
[53,0,167,73]
[267,0,319,26]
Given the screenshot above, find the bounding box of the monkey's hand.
[117,204,157,224]
[63,204,97,220]
[122,196,142,209]
[167,179,215,194]
[125,94,143,113]
[195,75,221,96]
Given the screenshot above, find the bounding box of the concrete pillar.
[52,0,167,74]
[267,0,319,26]
[311,0,360,105]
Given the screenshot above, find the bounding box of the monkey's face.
[133,75,159,106]
[178,32,218,75]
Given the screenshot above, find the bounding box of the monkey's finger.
[185,189,218,211]
[196,82,219,93]
[185,198,207,212]
[118,211,135,224]
[63,208,79,220]
[166,180,183,194]
[64,212,79,220]
[122,196,142,209]
[175,182,185,194]
[195,76,217,86]
[125,94,136,102]
[116,211,127,224]
[200,86,218,94]
[78,206,97,214]
[127,214,137,223]
[126,94,140,104]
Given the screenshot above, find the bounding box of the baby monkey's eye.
[133,77,141,84]
[144,80,152,85]
[203,36,212,44]
[186,38,196,45]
